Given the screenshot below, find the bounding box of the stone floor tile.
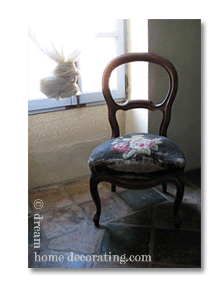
[116,188,167,211]
[29,184,62,195]
[183,193,198,204]
[184,169,201,188]
[41,205,86,239]
[191,189,201,205]
[28,241,50,267]
[92,261,132,268]
[153,202,201,230]
[198,190,201,204]
[28,169,201,269]
[79,194,131,224]
[28,246,40,268]
[184,180,201,193]
[31,250,92,268]
[153,229,201,267]
[29,188,73,213]
[64,178,82,187]
[65,178,109,204]
[112,207,152,226]
[102,181,127,193]
[48,223,102,254]
[28,200,34,217]
[28,217,37,245]
[155,181,200,202]
[97,224,151,258]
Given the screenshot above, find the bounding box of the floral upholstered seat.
[88,133,185,180]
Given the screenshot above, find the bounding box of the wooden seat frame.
[89,53,185,228]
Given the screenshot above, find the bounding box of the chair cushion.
[88,133,185,180]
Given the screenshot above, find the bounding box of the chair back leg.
[173,176,184,228]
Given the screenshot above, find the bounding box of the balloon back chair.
[88,53,185,228]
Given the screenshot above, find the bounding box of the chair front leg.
[90,174,101,226]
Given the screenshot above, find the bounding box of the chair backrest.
[102,53,178,138]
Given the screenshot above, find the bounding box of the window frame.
[28,19,127,115]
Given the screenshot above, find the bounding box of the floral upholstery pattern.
[88,133,185,180]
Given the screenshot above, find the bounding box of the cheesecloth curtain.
[28,20,97,101]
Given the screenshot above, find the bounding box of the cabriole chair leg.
[90,174,101,226]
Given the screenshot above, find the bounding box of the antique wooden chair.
[88,53,185,228]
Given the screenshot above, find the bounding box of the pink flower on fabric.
[129,138,154,150]
[111,142,131,153]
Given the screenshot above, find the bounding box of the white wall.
[125,19,148,134]
[148,19,201,171]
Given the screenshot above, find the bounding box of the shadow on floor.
[28,169,201,268]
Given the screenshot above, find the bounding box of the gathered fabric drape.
[39,60,81,101]
[28,18,99,101]
[28,28,83,101]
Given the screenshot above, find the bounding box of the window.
[28,19,127,115]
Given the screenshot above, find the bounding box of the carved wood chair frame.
[90,53,185,228]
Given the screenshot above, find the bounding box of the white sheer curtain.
[28,18,98,101]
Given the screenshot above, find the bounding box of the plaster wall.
[28,105,125,189]
[148,19,201,171]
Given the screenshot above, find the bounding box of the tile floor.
[28,169,201,269]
